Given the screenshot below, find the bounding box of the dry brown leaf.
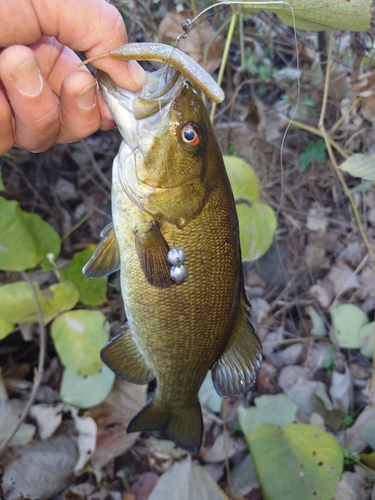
[158,11,223,74]
[87,379,147,466]
[333,467,373,500]
[309,279,334,308]
[0,399,35,447]
[1,434,78,500]
[328,261,360,295]
[29,403,64,439]
[360,96,375,124]
[123,472,159,500]
[201,433,242,463]
[344,406,375,452]
[148,457,230,500]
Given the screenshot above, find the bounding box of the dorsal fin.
[82,222,120,278]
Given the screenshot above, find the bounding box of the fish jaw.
[98,69,185,156]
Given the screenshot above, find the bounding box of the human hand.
[0,0,147,154]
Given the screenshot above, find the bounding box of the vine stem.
[0,272,46,456]
[209,6,238,123]
[290,119,349,159]
[317,33,375,405]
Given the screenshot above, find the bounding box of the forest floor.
[0,2,375,499]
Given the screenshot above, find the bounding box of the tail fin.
[127,397,203,453]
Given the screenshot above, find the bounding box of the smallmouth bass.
[83,47,262,452]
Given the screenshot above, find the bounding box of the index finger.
[0,0,147,89]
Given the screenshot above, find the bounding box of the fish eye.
[181,124,200,147]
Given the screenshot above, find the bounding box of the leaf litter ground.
[1,3,375,499]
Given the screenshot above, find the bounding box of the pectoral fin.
[211,293,262,398]
[101,324,154,385]
[82,223,120,278]
[134,221,174,288]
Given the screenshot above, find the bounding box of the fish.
[83,47,262,453]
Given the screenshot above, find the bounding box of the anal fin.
[101,324,154,385]
[211,293,262,398]
[134,221,174,288]
[83,222,120,278]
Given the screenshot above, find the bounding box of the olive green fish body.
[84,67,262,452]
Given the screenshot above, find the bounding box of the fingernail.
[75,82,97,110]
[128,60,148,87]
[11,58,43,97]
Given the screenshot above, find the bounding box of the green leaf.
[358,321,374,359]
[60,245,108,306]
[0,281,79,324]
[237,203,276,261]
[51,310,109,375]
[299,140,327,172]
[238,394,298,435]
[0,196,61,271]
[0,317,15,341]
[60,365,115,409]
[248,423,343,500]
[223,156,259,204]
[242,0,371,31]
[339,153,375,181]
[330,304,369,349]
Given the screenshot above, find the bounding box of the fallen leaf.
[344,406,375,452]
[148,457,230,500]
[333,468,373,500]
[124,472,159,500]
[269,343,304,367]
[329,366,351,414]
[309,280,334,308]
[198,370,223,414]
[306,306,328,337]
[278,366,333,419]
[360,419,375,451]
[228,454,259,497]
[0,399,35,447]
[330,304,369,349]
[201,433,241,463]
[60,365,115,409]
[306,203,329,232]
[70,409,97,473]
[248,423,343,500]
[238,394,297,435]
[328,261,360,295]
[88,379,147,466]
[1,434,78,500]
[339,153,375,181]
[29,403,64,439]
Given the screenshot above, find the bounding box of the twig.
[210,6,238,123]
[81,140,112,190]
[290,119,349,159]
[0,273,46,456]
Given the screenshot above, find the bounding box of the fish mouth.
[98,67,185,121]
